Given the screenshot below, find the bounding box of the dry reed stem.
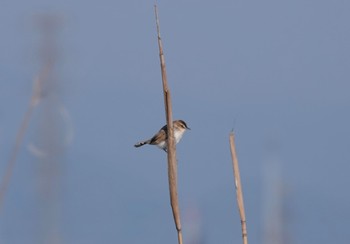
[0,77,43,213]
[229,132,248,244]
[155,5,183,244]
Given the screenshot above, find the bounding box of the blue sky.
[1,1,350,243]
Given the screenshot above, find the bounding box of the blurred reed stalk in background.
[0,77,42,213]
[229,132,248,244]
[154,5,183,244]
[0,14,55,214]
[32,14,64,244]
[0,14,64,244]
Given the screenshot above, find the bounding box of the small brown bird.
[134,120,190,152]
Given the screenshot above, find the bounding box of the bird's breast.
[174,129,185,144]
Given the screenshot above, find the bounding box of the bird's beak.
[187,127,191,130]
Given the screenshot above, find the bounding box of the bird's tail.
[134,139,151,148]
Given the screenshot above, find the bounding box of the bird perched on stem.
[134,120,190,152]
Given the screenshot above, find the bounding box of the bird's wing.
[149,128,167,145]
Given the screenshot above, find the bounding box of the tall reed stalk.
[229,132,248,244]
[154,5,183,244]
[0,77,43,213]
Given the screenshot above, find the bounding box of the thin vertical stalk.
[154,5,183,244]
[229,132,248,244]
[0,77,42,213]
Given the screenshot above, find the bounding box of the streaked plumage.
[134,120,190,152]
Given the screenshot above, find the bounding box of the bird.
[134,120,190,152]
